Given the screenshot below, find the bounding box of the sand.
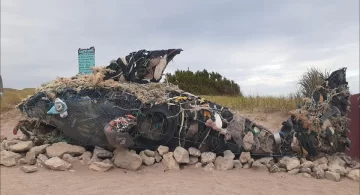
[1,110,359,195]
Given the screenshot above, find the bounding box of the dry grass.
[202,95,301,113]
[0,88,35,112]
[0,87,301,114]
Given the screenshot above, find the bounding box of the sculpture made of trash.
[15,49,351,159]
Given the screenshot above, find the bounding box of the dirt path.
[1,110,359,195]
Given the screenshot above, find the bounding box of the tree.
[297,67,330,97]
[164,69,243,96]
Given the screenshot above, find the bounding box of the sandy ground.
[1,110,359,195]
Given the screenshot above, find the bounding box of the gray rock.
[328,155,346,167]
[256,157,274,165]
[157,145,169,156]
[214,156,234,170]
[36,154,48,167]
[18,158,27,165]
[243,163,251,169]
[28,144,50,156]
[89,161,113,172]
[346,169,359,181]
[301,161,315,169]
[79,151,92,165]
[139,151,155,166]
[143,149,155,157]
[239,152,251,164]
[129,150,137,154]
[25,150,36,165]
[46,142,85,158]
[313,157,328,165]
[203,162,215,172]
[194,162,203,168]
[63,154,78,163]
[188,147,201,157]
[252,161,268,171]
[162,152,180,170]
[313,164,328,171]
[312,166,325,179]
[0,142,5,151]
[94,146,113,159]
[2,140,22,150]
[20,165,37,173]
[114,149,142,171]
[223,150,235,160]
[154,151,162,163]
[0,150,22,166]
[0,135,7,142]
[174,146,189,164]
[88,152,102,165]
[328,164,348,176]
[233,160,242,169]
[201,152,216,164]
[189,156,198,165]
[299,167,312,174]
[325,171,340,182]
[44,157,72,171]
[287,168,300,175]
[269,164,286,173]
[243,131,254,150]
[285,157,300,171]
[9,141,34,153]
[303,173,312,178]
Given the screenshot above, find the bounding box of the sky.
[1,0,359,96]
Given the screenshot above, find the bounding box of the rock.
[102,159,112,164]
[28,144,50,156]
[144,149,155,157]
[287,168,300,175]
[18,134,29,141]
[252,161,268,171]
[313,157,328,165]
[9,141,34,153]
[328,156,346,167]
[0,150,22,166]
[162,152,180,170]
[346,169,359,181]
[328,164,348,176]
[79,151,92,165]
[301,161,315,169]
[233,160,242,169]
[243,163,251,169]
[114,149,142,171]
[257,157,274,165]
[173,146,190,164]
[223,150,235,160]
[18,158,27,165]
[214,156,234,170]
[46,142,85,158]
[312,166,325,179]
[300,158,307,164]
[284,157,301,171]
[188,147,201,157]
[63,154,78,163]
[269,164,286,173]
[201,152,216,164]
[88,154,102,165]
[203,162,215,172]
[300,167,312,174]
[129,149,137,154]
[0,135,7,142]
[2,140,22,150]
[89,161,113,172]
[313,164,328,171]
[189,156,198,165]
[0,142,5,151]
[139,151,155,166]
[194,162,203,168]
[325,171,340,182]
[93,146,113,159]
[243,131,254,150]
[36,154,48,167]
[154,151,162,163]
[239,152,251,164]
[25,150,36,165]
[303,173,312,178]
[157,145,169,156]
[44,157,72,171]
[21,165,37,173]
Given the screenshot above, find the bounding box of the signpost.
[78,46,95,74]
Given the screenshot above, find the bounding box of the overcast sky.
[1,0,359,96]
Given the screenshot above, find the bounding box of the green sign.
[78,47,95,74]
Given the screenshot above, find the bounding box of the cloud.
[1,0,359,96]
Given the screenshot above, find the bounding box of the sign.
[78,46,95,74]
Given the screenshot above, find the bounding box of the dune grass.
[0,88,301,114]
[0,88,35,112]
